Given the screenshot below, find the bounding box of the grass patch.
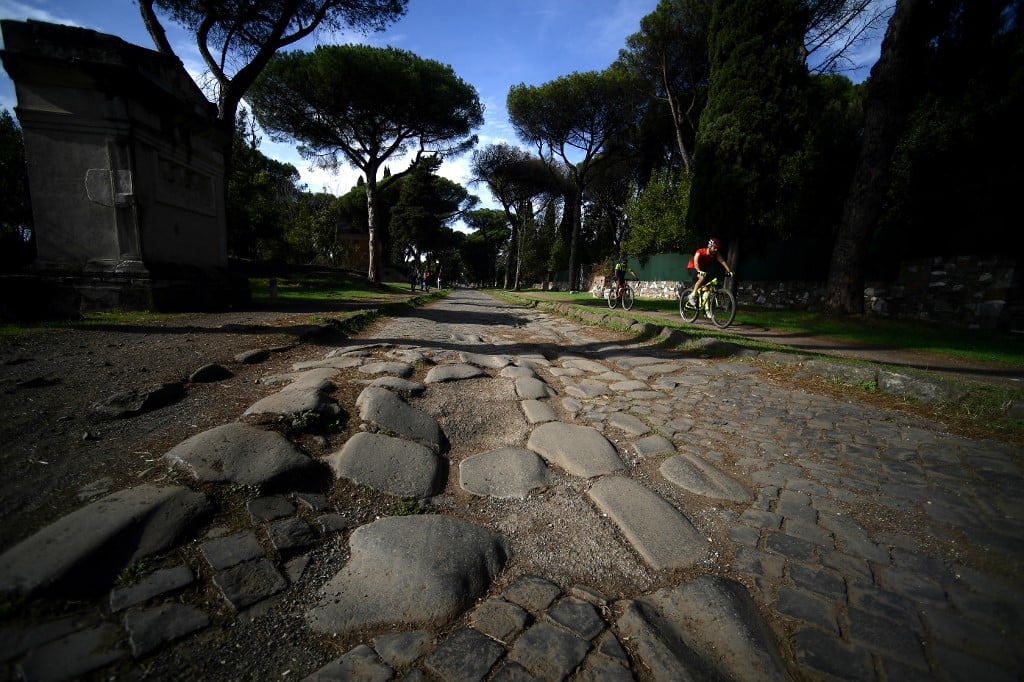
[391,498,432,516]
[249,271,416,308]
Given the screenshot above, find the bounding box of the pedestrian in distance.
[686,238,733,305]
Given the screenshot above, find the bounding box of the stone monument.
[0,19,246,316]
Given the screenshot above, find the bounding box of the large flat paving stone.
[527,422,624,478]
[163,422,315,488]
[0,484,211,598]
[515,376,557,399]
[618,576,787,681]
[327,432,446,498]
[460,447,551,499]
[307,515,509,634]
[356,386,443,452]
[587,476,706,570]
[425,363,486,383]
[244,368,340,418]
[660,453,753,503]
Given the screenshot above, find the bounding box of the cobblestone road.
[2,288,1021,681]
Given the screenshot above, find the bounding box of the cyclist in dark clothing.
[613,256,637,303]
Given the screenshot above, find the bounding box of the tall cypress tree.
[687,0,810,259]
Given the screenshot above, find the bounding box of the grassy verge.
[503,289,1024,369]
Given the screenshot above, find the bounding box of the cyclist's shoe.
[686,294,697,306]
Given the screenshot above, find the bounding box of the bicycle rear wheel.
[678,286,699,322]
[607,287,618,309]
[622,286,634,311]
[710,288,736,328]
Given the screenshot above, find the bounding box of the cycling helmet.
[707,238,721,249]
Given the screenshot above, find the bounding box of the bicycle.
[607,278,638,311]
[678,275,736,328]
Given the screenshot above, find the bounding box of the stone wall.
[587,255,1021,331]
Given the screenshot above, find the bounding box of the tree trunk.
[826,0,928,313]
[567,195,581,292]
[365,176,381,285]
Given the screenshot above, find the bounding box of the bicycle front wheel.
[607,288,618,309]
[679,286,699,322]
[710,288,736,328]
[622,286,634,311]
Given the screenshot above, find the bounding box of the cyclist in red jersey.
[686,237,733,305]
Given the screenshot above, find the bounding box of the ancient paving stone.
[0,617,79,663]
[0,484,211,598]
[516,376,558,399]
[561,357,609,373]
[365,376,426,398]
[372,630,433,670]
[303,644,393,682]
[188,363,233,383]
[294,492,332,512]
[659,453,752,503]
[503,575,562,613]
[285,555,310,583]
[356,386,443,451]
[327,432,445,498]
[527,422,624,478]
[235,349,270,364]
[247,495,295,523]
[777,587,839,633]
[620,577,787,682]
[358,361,414,377]
[546,598,606,640]
[291,355,365,371]
[633,434,676,458]
[587,476,706,570]
[109,565,194,612]
[316,514,352,534]
[212,558,287,611]
[163,422,315,488]
[460,447,551,499]
[16,623,126,681]
[124,603,209,657]
[90,381,186,418]
[562,378,613,400]
[199,531,265,571]
[508,621,590,680]
[307,516,509,634]
[793,627,875,681]
[609,380,649,392]
[521,399,557,424]
[425,627,504,681]
[265,517,317,555]
[470,597,530,643]
[460,351,513,369]
[502,365,537,379]
[607,412,650,435]
[425,363,486,383]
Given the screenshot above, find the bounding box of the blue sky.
[1,0,883,206]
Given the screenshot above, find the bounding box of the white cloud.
[0,0,76,27]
